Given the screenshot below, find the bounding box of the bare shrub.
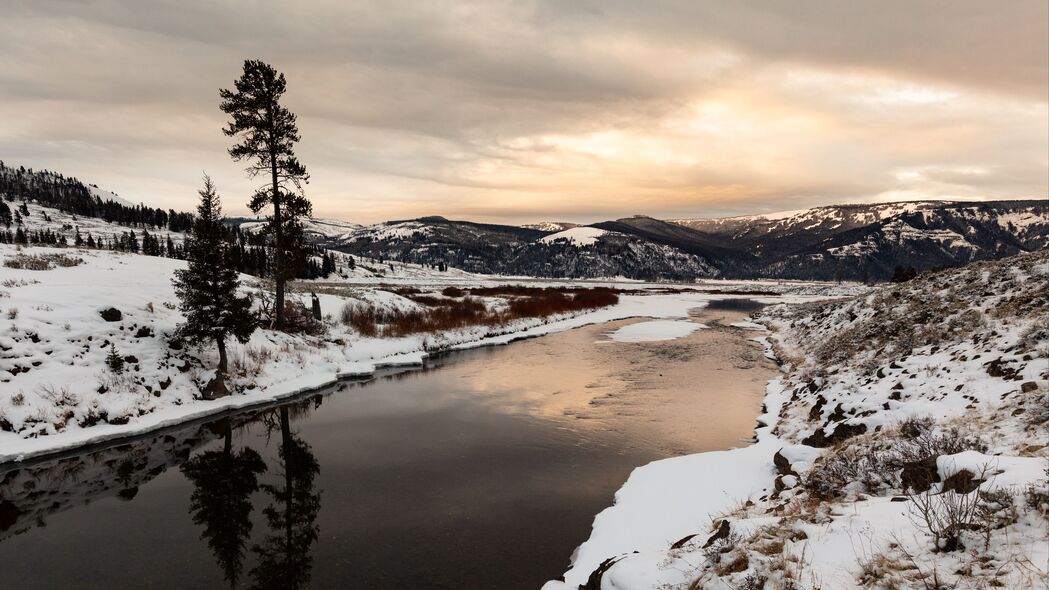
[805,444,892,499]
[3,253,84,270]
[280,300,326,336]
[907,464,992,552]
[1024,464,1049,521]
[890,427,986,468]
[6,308,16,320]
[340,287,618,337]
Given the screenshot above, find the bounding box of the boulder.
[941,469,982,494]
[901,455,940,492]
[202,375,230,400]
[99,307,122,322]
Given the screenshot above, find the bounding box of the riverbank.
[545,250,1048,589]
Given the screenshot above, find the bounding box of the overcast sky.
[1,1,1046,224]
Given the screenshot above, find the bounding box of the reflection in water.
[0,397,323,590]
[181,420,266,588]
[249,407,321,590]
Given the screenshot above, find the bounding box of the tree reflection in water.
[249,404,322,590]
[180,419,267,589]
[179,395,323,589]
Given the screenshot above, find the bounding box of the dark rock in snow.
[901,455,940,493]
[801,422,867,448]
[941,469,982,494]
[99,307,122,322]
[703,520,732,548]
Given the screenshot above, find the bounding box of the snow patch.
[607,319,706,342]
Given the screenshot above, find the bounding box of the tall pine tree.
[220,60,311,330]
[173,176,255,393]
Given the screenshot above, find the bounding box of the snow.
[88,184,135,208]
[539,226,608,246]
[606,319,706,342]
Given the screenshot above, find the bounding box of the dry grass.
[3,252,84,270]
[341,287,619,337]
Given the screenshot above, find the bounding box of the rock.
[135,326,153,338]
[123,355,138,364]
[941,469,982,494]
[773,449,794,475]
[801,422,867,448]
[99,307,122,322]
[202,376,230,400]
[580,556,626,590]
[808,395,827,421]
[670,533,698,550]
[158,377,172,390]
[1021,381,1038,393]
[703,520,731,548]
[901,456,940,492]
[985,359,1017,379]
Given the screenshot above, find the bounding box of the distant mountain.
[289,201,1049,281]
[329,216,718,280]
[669,200,1049,281]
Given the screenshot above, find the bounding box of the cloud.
[0,0,1045,223]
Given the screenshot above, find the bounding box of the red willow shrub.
[343,287,620,337]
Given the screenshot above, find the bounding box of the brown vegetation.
[342,286,619,337]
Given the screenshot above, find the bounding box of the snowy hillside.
[539,226,609,246]
[523,221,580,232]
[550,249,1048,589]
[14,201,188,246]
[228,215,362,243]
[670,200,1049,281]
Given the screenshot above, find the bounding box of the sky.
[1,1,1046,225]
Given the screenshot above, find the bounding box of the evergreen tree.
[106,344,124,373]
[220,60,310,330]
[0,200,10,228]
[172,176,256,387]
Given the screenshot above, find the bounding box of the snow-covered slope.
[228,215,362,243]
[550,249,1049,589]
[523,221,579,232]
[14,201,188,246]
[539,226,609,246]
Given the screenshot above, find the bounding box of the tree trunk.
[271,146,284,330]
[216,336,228,374]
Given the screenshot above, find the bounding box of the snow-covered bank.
[547,250,1049,589]
[0,244,843,463]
